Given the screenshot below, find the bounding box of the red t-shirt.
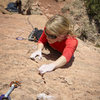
[38,29,78,63]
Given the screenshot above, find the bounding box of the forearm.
[38,55,67,74]
[53,55,67,69]
[37,42,44,51]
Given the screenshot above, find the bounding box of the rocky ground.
[0,0,100,100]
[0,13,100,100]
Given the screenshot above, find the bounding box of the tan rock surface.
[0,13,100,100]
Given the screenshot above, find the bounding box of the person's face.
[45,29,67,44]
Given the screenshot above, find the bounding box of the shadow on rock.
[43,44,61,61]
[61,56,75,69]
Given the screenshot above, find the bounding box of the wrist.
[38,43,44,51]
[50,63,56,69]
[38,49,42,52]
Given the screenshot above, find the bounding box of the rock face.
[0,13,100,100]
[0,0,42,15]
[0,0,100,46]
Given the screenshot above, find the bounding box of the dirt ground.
[0,0,100,100]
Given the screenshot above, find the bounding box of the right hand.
[39,63,56,75]
[30,50,42,60]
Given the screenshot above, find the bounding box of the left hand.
[39,63,56,75]
[30,50,42,60]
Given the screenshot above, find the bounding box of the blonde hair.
[45,14,74,36]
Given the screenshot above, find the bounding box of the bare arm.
[38,55,67,74]
[37,42,44,51]
[53,55,67,69]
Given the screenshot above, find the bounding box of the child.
[30,14,78,75]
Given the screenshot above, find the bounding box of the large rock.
[21,0,42,15]
[0,0,42,15]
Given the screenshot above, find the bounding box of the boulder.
[21,0,42,15]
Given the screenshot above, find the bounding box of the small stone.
[65,78,73,85]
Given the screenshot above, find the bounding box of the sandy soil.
[0,13,100,100]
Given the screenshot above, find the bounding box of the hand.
[39,63,56,75]
[30,50,42,60]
